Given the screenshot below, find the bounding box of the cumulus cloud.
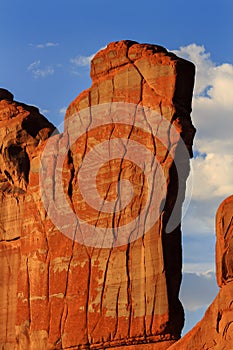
[191,154,233,200]
[174,44,233,148]
[173,44,214,96]
[182,197,221,239]
[173,44,233,244]
[27,60,54,79]
[172,45,233,326]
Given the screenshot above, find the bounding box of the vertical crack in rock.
[26,257,31,327]
[5,253,10,341]
[86,254,92,345]
[126,240,132,338]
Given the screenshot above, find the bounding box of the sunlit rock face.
[0,90,55,349]
[0,40,195,350]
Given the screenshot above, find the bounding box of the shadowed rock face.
[0,41,195,349]
[0,88,14,101]
[169,195,233,350]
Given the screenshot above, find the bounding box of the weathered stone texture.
[216,195,233,287]
[0,40,195,349]
[0,94,55,349]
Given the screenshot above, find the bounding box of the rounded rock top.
[0,88,14,101]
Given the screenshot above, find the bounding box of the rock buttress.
[1,40,195,349]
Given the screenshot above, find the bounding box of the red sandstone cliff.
[0,41,195,349]
[0,88,55,348]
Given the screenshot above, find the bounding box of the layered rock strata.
[0,40,195,349]
[169,195,233,350]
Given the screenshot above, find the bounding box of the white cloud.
[182,263,216,274]
[70,54,95,67]
[173,44,214,96]
[191,154,233,200]
[173,44,233,243]
[27,60,54,79]
[40,109,49,115]
[174,44,233,144]
[173,44,232,328]
[70,46,107,68]
[30,42,59,49]
[182,197,220,238]
[59,107,67,115]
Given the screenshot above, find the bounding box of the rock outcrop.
[169,195,233,350]
[0,90,55,349]
[0,40,195,349]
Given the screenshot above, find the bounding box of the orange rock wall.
[0,41,196,349]
[0,92,55,349]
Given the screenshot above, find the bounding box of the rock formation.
[169,195,233,350]
[0,89,55,349]
[0,41,196,349]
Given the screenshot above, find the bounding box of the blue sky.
[1,0,233,125]
[1,0,233,336]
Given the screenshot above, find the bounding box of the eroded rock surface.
[0,92,55,349]
[0,40,195,349]
[169,195,233,350]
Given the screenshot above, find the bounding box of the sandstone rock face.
[0,92,55,349]
[216,195,233,288]
[0,41,195,349]
[169,195,233,350]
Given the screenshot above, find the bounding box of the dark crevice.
[216,311,222,333]
[2,236,20,242]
